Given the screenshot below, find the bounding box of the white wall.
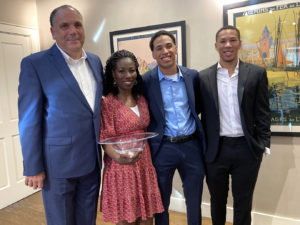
[35,0,221,70]
[0,0,38,28]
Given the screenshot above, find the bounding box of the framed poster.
[224,0,300,136]
[109,21,186,74]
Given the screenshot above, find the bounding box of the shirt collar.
[56,43,87,64]
[158,66,182,81]
[217,59,239,71]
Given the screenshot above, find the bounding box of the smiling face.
[215,29,241,67]
[50,7,85,59]
[151,35,178,75]
[112,57,137,94]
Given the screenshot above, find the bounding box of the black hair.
[50,5,82,27]
[215,25,240,41]
[149,30,176,51]
[103,50,143,99]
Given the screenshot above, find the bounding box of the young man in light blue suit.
[142,30,206,225]
[18,5,103,225]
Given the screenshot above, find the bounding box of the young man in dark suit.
[143,30,206,225]
[198,25,271,225]
[18,5,103,225]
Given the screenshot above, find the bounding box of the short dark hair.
[103,50,143,99]
[50,5,82,27]
[215,25,240,41]
[149,30,176,51]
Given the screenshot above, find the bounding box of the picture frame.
[109,21,186,75]
[224,0,300,136]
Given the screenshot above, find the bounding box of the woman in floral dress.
[100,50,164,225]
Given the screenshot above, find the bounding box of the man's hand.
[25,172,46,189]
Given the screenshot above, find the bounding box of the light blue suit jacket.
[18,44,103,178]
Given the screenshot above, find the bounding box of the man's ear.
[50,27,56,40]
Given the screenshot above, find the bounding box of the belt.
[164,131,197,143]
[220,136,246,143]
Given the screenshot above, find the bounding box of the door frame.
[0,23,40,53]
[0,22,40,209]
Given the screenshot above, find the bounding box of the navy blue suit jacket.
[142,66,206,160]
[18,44,103,178]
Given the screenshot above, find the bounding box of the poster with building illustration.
[227,0,300,135]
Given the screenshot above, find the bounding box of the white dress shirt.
[217,61,270,155]
[57,44,96,111]
[217,61,244,137]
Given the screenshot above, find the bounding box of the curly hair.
[103,50,143,99]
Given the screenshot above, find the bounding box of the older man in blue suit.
[18,5,103,225]
[142,30,206,225]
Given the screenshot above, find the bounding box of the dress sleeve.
[100,96,117,140]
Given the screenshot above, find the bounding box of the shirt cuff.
[264,147,271,156]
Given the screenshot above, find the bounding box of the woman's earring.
[113,80,117,87]
[134,80,138,85]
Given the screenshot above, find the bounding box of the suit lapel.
[180,66,195,109]
[237,61,249,106]
[207,63,219,111]
[149,67,165,119]
[207,62,248,109]
[48,45,92,112]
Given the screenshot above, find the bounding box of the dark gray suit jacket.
[198,61,271,163]
[143,66,206,161]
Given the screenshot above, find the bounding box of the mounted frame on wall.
[109,21,186,75]
[224,0,300,136]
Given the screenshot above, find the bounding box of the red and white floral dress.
[99,93,164,223]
